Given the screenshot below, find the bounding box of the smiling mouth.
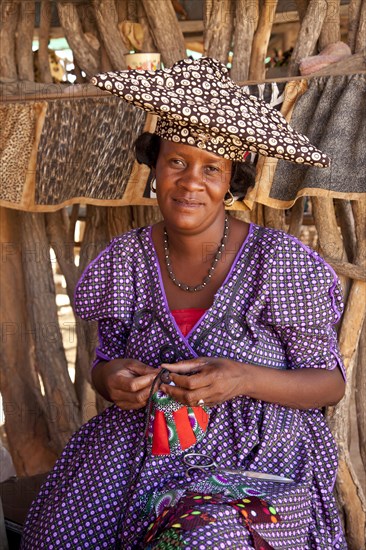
[173,197,204,207]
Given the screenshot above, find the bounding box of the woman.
[22,58,346,549]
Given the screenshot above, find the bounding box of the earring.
[224,190,235,207]
[150,178,157,193]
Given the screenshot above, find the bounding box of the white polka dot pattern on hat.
[91,57,330,166]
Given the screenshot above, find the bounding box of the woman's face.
[155,139,232,234]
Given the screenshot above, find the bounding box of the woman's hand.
[160,357,244,407]
[160,357,345,410]
[92,358,159,410]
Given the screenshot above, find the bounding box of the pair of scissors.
[183,452,294,483]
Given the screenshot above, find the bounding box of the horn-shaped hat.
[91,57,330,167]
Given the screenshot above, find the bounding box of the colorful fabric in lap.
[144,491,280,550]
[147,391,210,455]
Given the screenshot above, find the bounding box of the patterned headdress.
[91,57,330,167]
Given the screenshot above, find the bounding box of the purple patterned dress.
[21,223,347,549]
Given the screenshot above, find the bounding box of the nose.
[177,164,205,191]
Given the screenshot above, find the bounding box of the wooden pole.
[326,197,366,549]
[0,208,58,475]
[289,0,328,75]
[92,0,129,70]
[288,196,305,238]
[323,258,366,282]
[107,206,133,238]
[356,319,366,470]
[16,0,35,81]
[204,0,234,64]
[318,0,340,51]
[348,0,362,53]
[75,206,111,418]
[352,197,366,472]
[312,198,348,268]
[249,0,278,81]
[334,199,356,264]
[0,1,59,475]
[57,2,99,77]
[128,0,138,22]
[355,0,366,54]
[115,0,128,22]
[0,0,19,79]
[231,0,259,82]
[20,213,81,451]
[45,211,98,423]
[38,0,53,83]
[335,451,366,549]
[294,0,308,22]
[264,207,285,231]
[203,0,214,30]
[137,0,157,53]
[141,0,186,67]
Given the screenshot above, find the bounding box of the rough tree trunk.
[137,0,157,53]
[75,206,110,417]
[249,0,278,81]
[325,196,366,549]
[16,0,35,81]
[0,208,58,475]
[93,0,128,70]
[128,0,138,22]
[288,197,305,239]
[45,210,97,424]
[20,212,81,452]
[348,0,363,53]
[0,0,19,79]
[294,0,308,22]
[334,199,356,264]
[352,198,366,473]
[115,0,128,22]
[203,0,214,30]
[356,319,366,471]
[57,2,99,76]
[355,0,366,53]
[204,0,234,64]
[141,0,186,67]
[231,0,259,82]
[289,0,328,74]
[312,198,348,279]
[318,0,340,51]
[38,0,53,83]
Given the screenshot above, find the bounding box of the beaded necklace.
[163,215,229,292]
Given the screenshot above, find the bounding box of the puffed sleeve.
[263,233,346,379]
[74,234,136,364]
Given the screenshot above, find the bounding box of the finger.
[160,384,205,408]
[161,358,209,374]
[166,372,211,391]
[113,371,157,392]
[112,386,151,409]
[127,363,160,377]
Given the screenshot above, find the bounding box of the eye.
[204,165,221,175]
[169,158,185,167]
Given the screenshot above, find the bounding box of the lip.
[172,197,204,208]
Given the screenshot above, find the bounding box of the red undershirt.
[171,308,207,337]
